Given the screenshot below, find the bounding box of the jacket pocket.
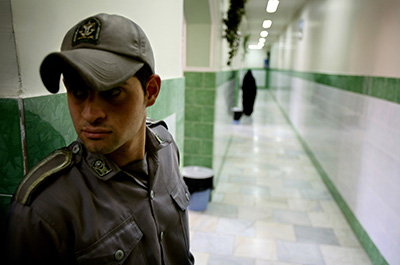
[170,181,192,254]
[75,216,145,265]
[170,180,190,211]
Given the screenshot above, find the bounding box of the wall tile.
[195,90,215,106]
[193,123,214,139]
[0,98,24,194]
[202,107,215,122]
[185,72,203,87]
[184,89,196,105]
[23,93,76,170]
[185,106,203,122]
[204,72,216,88]
[201,140,213,155]
[384,78,398,102]
[184,139,202,155]
[184,154,212,168]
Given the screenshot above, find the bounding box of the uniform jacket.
[7,121,194,265]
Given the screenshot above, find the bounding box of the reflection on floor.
[188,90,372,265]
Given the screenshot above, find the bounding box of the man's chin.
[82,139,114,155]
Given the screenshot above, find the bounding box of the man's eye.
[70,88,88,99]
[102,87,122,98]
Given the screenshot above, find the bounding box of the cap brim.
[40,49,144,93]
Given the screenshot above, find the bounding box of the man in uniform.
[7,13,194,265]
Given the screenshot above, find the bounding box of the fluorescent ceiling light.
[266,0,279,13]
[263,20,272,28]
[248,44,263,50]
[260,31,269,37]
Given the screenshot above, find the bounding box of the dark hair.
[135,64,153,94]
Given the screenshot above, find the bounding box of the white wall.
[246,49,267,69]
[270,0,400,78]
[6,0,183,98]
[269,0,400,263]
[0,0,20,96]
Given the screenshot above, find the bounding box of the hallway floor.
[188,90,373,265]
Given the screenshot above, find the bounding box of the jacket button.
[150,190,155,199]
[185,192,190,201]
[114,249,125,261]
[72,144,80,154]
[160,231,165,241]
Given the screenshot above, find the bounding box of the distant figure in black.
[242,70,257,116]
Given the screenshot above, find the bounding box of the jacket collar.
[74,126,172,181]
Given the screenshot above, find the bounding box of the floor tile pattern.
[188,90,372,265]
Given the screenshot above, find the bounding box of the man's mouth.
[81,128,112,139]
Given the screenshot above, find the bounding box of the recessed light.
[263,20,272,28]
[260,31,269,37]
[266,0,279,13]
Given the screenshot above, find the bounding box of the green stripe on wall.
[147,77,185,156]
[268,69,400,104]
[269,90,389,265]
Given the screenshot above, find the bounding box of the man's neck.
[107,123,147,167]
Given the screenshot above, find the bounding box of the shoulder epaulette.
[14,147,73,205]
[146,118,168,130]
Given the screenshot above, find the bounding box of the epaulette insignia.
[153,133,166,144]
[146,118,168,130]
[15,148,72,205]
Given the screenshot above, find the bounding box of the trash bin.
[232,107,243,124]
[182,166,214,211]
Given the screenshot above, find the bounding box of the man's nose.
[81,94,106,124]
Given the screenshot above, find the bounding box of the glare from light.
[266,0,280,13]
[259,38,266,43]
[263,19,272,28]
[260,31,269,37]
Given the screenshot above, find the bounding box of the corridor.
[188,89,373,265]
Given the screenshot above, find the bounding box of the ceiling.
[244,0,310,48]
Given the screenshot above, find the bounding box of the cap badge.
[92,158,112,177]
[72,17,101,47]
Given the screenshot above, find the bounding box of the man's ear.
[145,74,161,107]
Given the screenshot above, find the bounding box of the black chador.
[242,70,257,116]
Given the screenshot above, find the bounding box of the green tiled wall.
[0,99,24,195]
[24,94,76,170]
[183,71,236,169]
[147,77,185,156]
[0,99,24,215]
[0,94,77,216]
[269,69,400,104]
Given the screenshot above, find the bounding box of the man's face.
[65,76,147,156]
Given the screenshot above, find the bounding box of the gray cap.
[40,13,155,93]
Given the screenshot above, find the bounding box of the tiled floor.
[188,89,373,265]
